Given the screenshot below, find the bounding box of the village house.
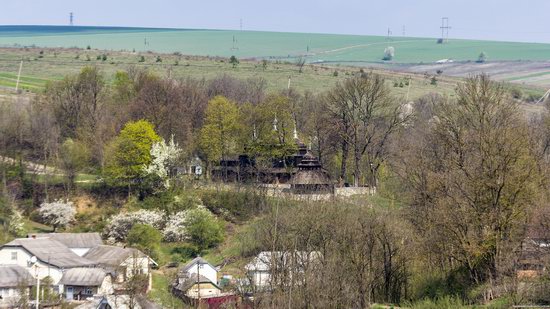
[0,265,34,308]
[172,257,221,300]
[0,234,155,304]
[83,245,157,292]
[244,251,321,289]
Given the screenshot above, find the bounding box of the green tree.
[127,224,162,259]
[105,120,161,190]
[186,208,224,251]
[200,96,241,168]
[59,138,89,192]
[229,55,239,68]
[243,95,297,164]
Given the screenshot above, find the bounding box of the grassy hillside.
[0,47,460,99]
[1,26,550,64]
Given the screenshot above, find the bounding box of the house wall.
[0,247,63,284]
[99,274,114,295]
[250,270,271,288]
[186,264,218,284]
[70,248,90,257]
[0,287,30,308]
[64,285,98,300]
[186,283,220,298]
[121,256,153,291]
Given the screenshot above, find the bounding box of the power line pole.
[386,27,392,40]
[402,25,406,36]
[440,17,451,43]
[240,18,243,31]
[69,12,74,26]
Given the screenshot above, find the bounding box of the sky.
[1,0,550,43]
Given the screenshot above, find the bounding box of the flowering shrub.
[39,200,76,231]
[104,209,164,241]
[142,135,182,189]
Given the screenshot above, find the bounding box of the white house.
[60,268,113,301]
[0,265,34,308]
[173,257,221,299]
[83,245,157,292]
[0,237,96,286]
[244,251,321,289]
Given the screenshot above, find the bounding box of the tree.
[477,51,488,63]
[199,96,241,174]
[186,208,224,251]
[39,200,76,231]
[142,135,182,190]
[105,120,161,191]
[127,224,162,259]
[383,46,395,61]
[296,56,306,73]
[398,75,540,287]
[229,55,240,68]
[59,138,89,192]
[326,74,406,186]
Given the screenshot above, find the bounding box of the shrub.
[104,209,165,241]
[138,55,145,62]
[39,200,76,232]
[186,207,224,251]
[229,55,239,68]
[383,46,395,61]
[333,70,339,77]
[477,52,487,63]
[127,224,162,259]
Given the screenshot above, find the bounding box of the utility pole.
[386,27,392,40]
[240,18,243,31]
[15,60,23,92]
[440,17,451,43]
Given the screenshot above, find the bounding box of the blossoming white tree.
[142,135,182,190]
[39,200,76,231]
[104,209,165,241]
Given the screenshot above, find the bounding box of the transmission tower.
[69,12,74,26]
[240,18,243,31]
[440,17,451,43]
[402,25,406,36]
[386,27,392,40]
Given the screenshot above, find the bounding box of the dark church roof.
[291,151,332,186]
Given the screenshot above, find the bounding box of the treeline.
[0,66,407,192]
[235,76,550,307]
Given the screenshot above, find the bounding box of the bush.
[127,224,162,259]
[383,46,395,61]
[171,244,200,261]
[201,190,267,222]
[186,208,224,251]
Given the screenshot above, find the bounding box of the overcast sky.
[2,0,550,43]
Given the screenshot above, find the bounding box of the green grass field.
[1,26,550,64]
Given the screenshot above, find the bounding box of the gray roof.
[84,245,144,267]
[3,238,96,268]
[28,233,103,248]
[181,257,216,274]
[60,268,107,286]
[0,265,35,287]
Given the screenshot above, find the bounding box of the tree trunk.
[340,140,349,186]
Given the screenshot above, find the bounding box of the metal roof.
[60,268,107,286]
[84,245,144,267]
[3,238,96,268]
[181,257,216,273]
[28,233,103,248]
[0,265,34,287]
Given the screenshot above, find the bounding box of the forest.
[2,65,550,308]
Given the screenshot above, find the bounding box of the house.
[179,257,218,284]
[60,268,113,301]
[0,237,96,285]
[83,245,156,291]
[0,265,34,308]
[172,257,222,300]
[28,233,103,256]
[0,234,156,303]
[244,251,321,289]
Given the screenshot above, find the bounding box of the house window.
[85,288,93,295]
[11,252,17,261]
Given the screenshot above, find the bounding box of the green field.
[1,26,550,64]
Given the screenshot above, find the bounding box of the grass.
[149,272,186,309]
[2,26,550,63]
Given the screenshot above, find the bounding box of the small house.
[84,245,156,291]
[60,268,113,301]
[179,257,218,284]
[0,265,34,308]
